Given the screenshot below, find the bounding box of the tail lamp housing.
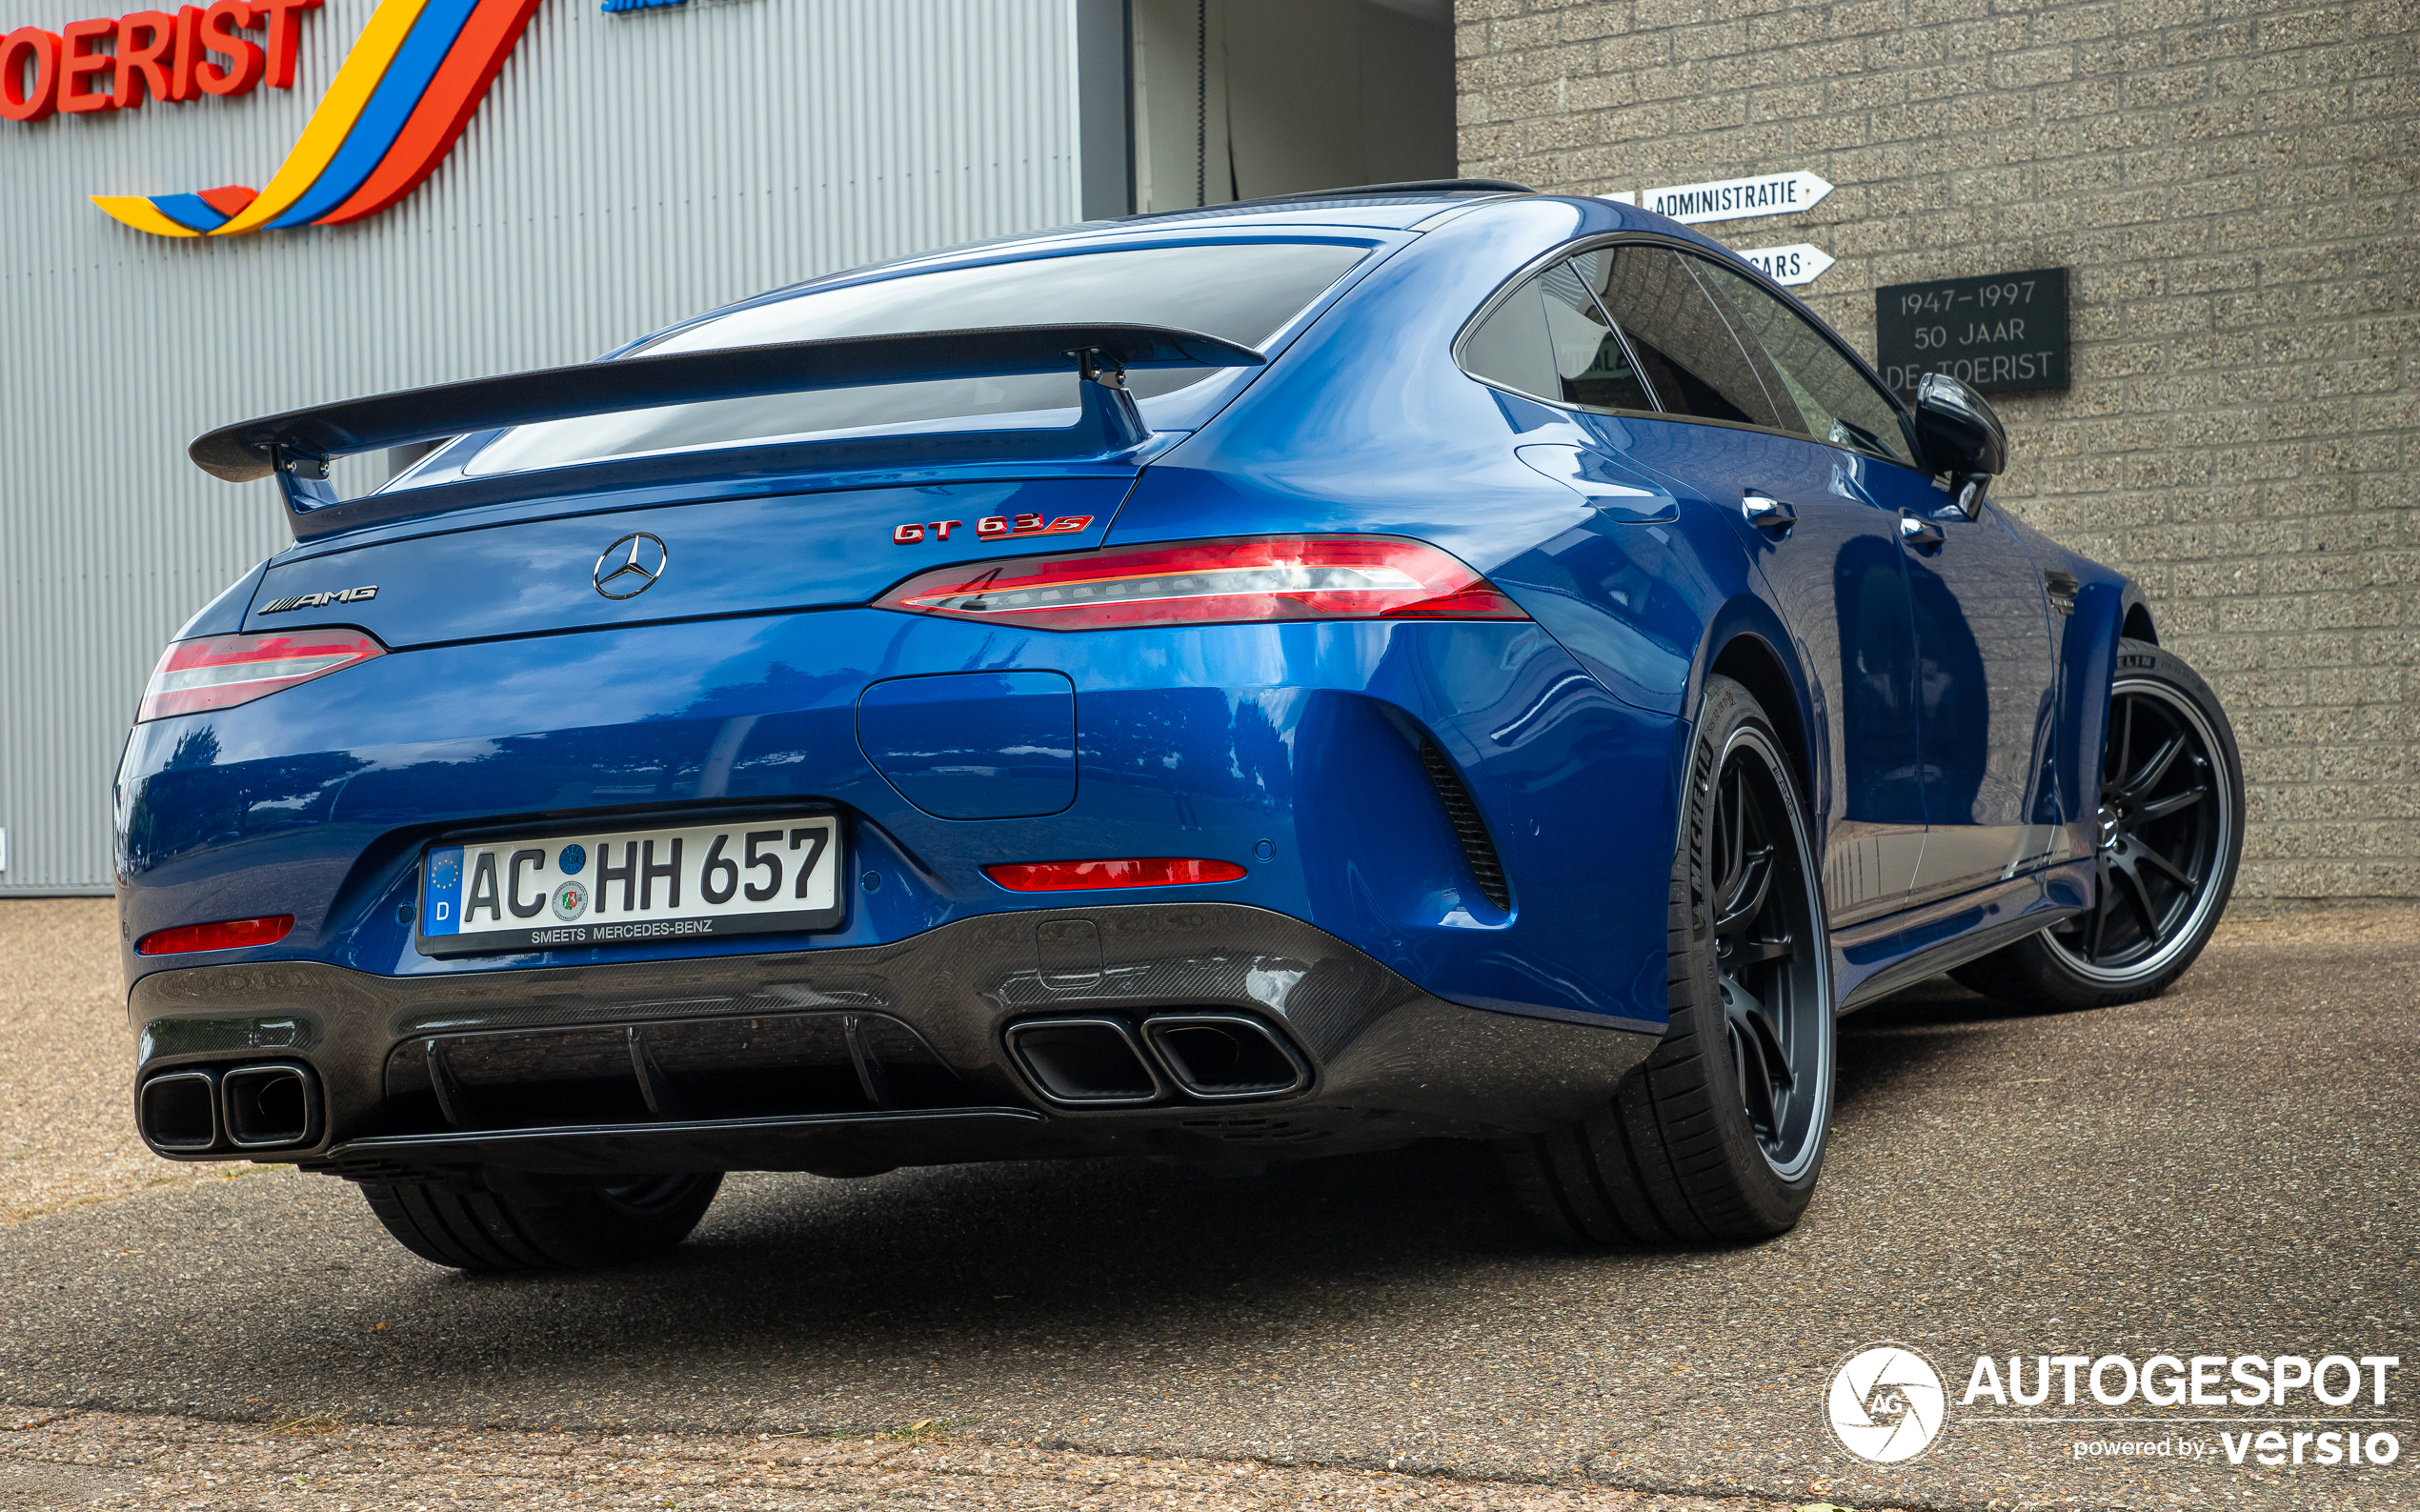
[874,534,1529,631]
[138,630,385,721]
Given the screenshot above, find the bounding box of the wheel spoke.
[1715,846,1775,937]
[1713,768,1745,905]
[1741,1001,1795,1092]
[2113,696,2136,790]
[2119,862,2163,941]
[1729,1012,1782,1136]
[1732,934,1794,968]
[2087,856,2114,962]
[2136,846,2193,889]
[2135,784,2210,822]
[2122,733,2185,798]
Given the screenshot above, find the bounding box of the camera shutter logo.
[1828,1344,1948,1464]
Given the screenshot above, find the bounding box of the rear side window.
[1687,258,1917,466]
[1458,257,1654,411]
[1583,246,1789,431]
[460,241,1368,478]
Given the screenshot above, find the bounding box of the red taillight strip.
[985,858,1247,892]
[875,535,1528,632]
[138,631,385,722]
[136,915,295,956]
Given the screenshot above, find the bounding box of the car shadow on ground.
[418,970,2045,1315]
[412,972,2030,1317]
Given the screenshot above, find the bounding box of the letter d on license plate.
[417,815,844,957]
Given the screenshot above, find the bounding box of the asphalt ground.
[2,899,2414,1511]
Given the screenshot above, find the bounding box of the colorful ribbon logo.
[91,0,538,236]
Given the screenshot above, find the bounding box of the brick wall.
[1456,0,2420,899]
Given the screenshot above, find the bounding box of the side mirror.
[1913,373,2007,516]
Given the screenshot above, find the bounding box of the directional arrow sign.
[1639,171,1834,225]
[1735,244,1837,288]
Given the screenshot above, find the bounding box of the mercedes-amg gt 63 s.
[121,182,2243,1269]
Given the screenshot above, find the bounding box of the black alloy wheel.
[1500,675,1833,1245]
[1709,735,1827,1179]
[1955,637,2244,1011]
[2047,680,2228,976]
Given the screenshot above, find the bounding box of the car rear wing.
[186,323,1266,536]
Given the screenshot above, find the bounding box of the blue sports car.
[120,181,2244,1268]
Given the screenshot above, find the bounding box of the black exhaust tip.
[1142,1015,1310,1099]
[1004,1018,1164,1105]
[222,1062,323,1149]
[137,1069,219,1153]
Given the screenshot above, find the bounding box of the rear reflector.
[136,915,295,956]
[874,534,1529,631]
[139,630,385,721]
[985,858,1247,892]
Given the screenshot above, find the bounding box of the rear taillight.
[985,858,1247,892]
[136,915,295,956]
[137,630,385,722]
[873,535,1530,631]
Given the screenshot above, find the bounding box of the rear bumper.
[116,612,1684,1031]
[131,902,1659,1179]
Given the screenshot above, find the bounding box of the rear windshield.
[460,241,1368,477]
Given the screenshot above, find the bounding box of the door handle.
[1898,510,1946,553]
[1742,491,1797,537]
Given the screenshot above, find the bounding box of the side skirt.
[1832,859,2094,1012]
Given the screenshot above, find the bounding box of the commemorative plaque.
[1874,268,2069,396]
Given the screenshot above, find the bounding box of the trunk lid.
[243,476,1127,648]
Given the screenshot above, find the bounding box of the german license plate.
[416,815,844,957]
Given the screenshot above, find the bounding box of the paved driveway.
[2,903,2412,1510]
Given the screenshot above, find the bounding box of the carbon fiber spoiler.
[186,323,1266,515]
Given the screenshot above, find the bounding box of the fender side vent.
[1417,738,1511,913]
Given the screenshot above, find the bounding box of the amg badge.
[260,586,378,614]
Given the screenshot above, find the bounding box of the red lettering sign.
[1,0,298,121]
[58,15,112,111]
[0,26,60,121]
[114,10,175,108]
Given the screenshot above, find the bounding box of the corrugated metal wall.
[0,0,1087,894]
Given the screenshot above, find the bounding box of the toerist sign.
[1640,170,1834,225]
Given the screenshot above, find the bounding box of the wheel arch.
[1706,631,1817,816]
[2122,595,2158,645]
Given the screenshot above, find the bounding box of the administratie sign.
[1639,170,1833,225]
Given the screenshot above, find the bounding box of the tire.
[1501,674,1835,1245]
[1953,636,2243,1011]
[361,1170,722,1272]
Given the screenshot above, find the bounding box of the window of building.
[1126,0,1456,212]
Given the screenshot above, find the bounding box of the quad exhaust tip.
[1143,1015,1310,1099]
[137,1069,219,1152]
[1005,1012,1311,1107]
[1004,1018,1165,1106]
[223,1062,323,1149]
[137,1061,324,1155]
